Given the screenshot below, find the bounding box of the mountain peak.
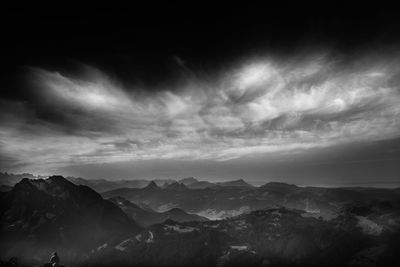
[167,207,186,215]
[179,177,199,185]
[145,180,159,189]
[166,182,187,190]
[261,182,298,188]
[13,175,101,201]
[260,182,299,193]
[47,175,70,185]
[217,179,253,187]
[2,176,141,261]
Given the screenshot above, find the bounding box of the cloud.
[1,53,400,173]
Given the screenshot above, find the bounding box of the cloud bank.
[1,53,400,173]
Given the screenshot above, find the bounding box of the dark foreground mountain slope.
[2,177,400,267]
[109,196,208,227]
[83,203,400,267]
[1,196,400,267]
[0,176,141,265]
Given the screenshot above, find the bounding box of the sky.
[1,6,400,186]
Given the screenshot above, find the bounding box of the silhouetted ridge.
[108,196,208,227]
[168,207,188,215]
[165,182,187,190]
[47,175,69,184]
[0,176,141,264]
[145,180,159,189]
[261,182,299,189]
[179,177,198,185]
[217,179,254,187]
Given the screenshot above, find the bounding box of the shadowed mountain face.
[84,204,400,267]
[102,182,400,220]
[0,176,141,265]
[108,196,208,227]
[1,177,400,267]
[0,185,12,192]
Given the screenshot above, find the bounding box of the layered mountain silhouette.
[0,176,141,265]
[102,181,400,219]
[64,176,257,192]
[108,196,208,227]
[0,172,43,187]
[0,173,182,193]
[216,179,254,188]
[178,177,198,185]
[1,175,400,267]
[85,203,400,267]
[66,176,150,193]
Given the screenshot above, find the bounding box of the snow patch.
[164,225,198,233]
[231,245,248,251]
[97,243,108,251]
[230,245,256,254]
[304,199,320,213]
[145,231,154,243]
[197,206,250,220]
[115,239,134,251]
[135,234,142,241]
[204,222,221,228]
[356,216,383,236]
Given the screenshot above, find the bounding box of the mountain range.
[102,181,400,220]
[85,202,400,267]
[1,175,400,267]
[108,196,208,227]
[0,172,255,193]
[67,176,255,192]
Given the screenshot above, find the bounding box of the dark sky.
[1,6,400,186]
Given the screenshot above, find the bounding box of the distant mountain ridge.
[216,179,254,188]
[1,175,400,267]
[0,172,47,186]
[66,176,251,192]
[66,176,259,193]
[108,196,208,227]
[1,172,261,193]
[178,177,198,185]
[102,181,400,220]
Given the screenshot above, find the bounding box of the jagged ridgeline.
[1,176,400,267]
[0,176,141,266]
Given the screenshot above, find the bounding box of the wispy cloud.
[1,53,400,173]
